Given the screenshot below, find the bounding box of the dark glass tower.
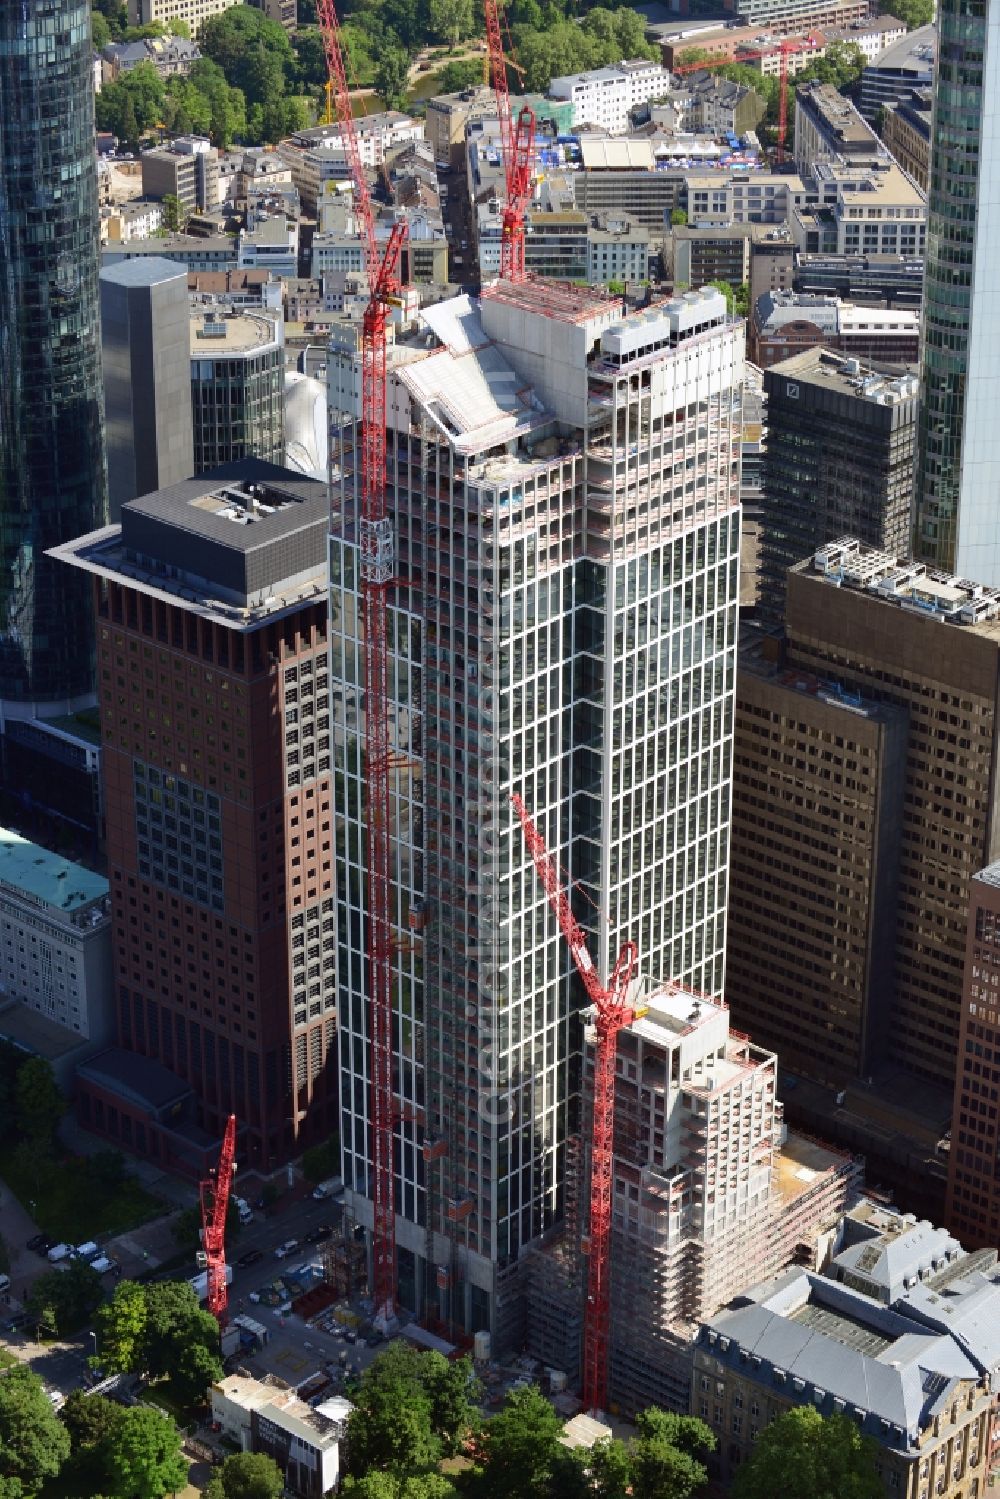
[913,0,1000,584]
[0,2,107,706]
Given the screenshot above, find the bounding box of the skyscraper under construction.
[329,282,744,1341]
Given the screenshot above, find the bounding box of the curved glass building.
[914,0,1000,584]
[0,2,107,708]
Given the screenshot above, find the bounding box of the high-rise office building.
[778,539,1000,1089]
[727,632,908,1083]
[190,311,285,474]
[0,1,107,710]
[913,0,1000,583]
[329,284,743,1340]
[945,864,1000,1250]
[759,350,918,624]
[54,461,337,1169]
[101,258,194,520]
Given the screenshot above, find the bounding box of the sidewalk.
[0,1179,42,1305]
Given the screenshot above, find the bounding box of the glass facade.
[0,2,107,703]
[914,0,1000,580]
[190,323,285,474]
[329,289,743,1343]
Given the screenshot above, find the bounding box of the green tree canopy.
[95,60,166,142]
[59,1390,127,1495]
[300,1134,340,1184]
[472,1384,565,1499]
[342,1476,459,1499]
[884,0,932,27]
[95,1279,223,1402]
[199,4,294,105]
[105,1406,188,1499]
[0,1363,70,1494]
[374,45,412,110]
[27,1260,104,1337]
[15,1058,65,1149]
[510,10,657,95]
[732,1407,884,1499]
[203,1450,285,1499]
[428,0,476,49]
[436,58,484,92]
[91,11,112,49]
[346,1345,478,1480]
[628,1409,715,1499]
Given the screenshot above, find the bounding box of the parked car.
[238,1249,264,1268]
[274,1240,299,1260]
[305,1226,333,1245]
[343,1329,357,1345]
[27,1234,52,1255]
[47,1244,71,1264]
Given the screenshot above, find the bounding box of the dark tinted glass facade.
[913,0,988,570]
[0,2,107,703]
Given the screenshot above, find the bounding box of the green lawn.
[0,1146,163,1242]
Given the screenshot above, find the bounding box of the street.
[0,1188,378,1403]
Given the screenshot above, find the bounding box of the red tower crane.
[200,1113,237,1326]
[673,39,801,164]
[316,0,407,1326]
[511,796,646,1414]
[484,0,535,281]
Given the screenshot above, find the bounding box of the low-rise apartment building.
[549,59,674,133]
[277,117,424,213]
[212,1374,349,1498]
[141,136,221,214]
[0,828,112,1044]
[882,91,932,192]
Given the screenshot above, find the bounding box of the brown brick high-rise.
[946,865,1000,1248]
[54,461,337,1171]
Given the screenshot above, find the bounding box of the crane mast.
[673,40,794,163]
[484,0,535,281]
[200,1113,237,1326]
[511,795,644,1413]
[317,0,407,1325]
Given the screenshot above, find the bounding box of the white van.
[74,1241,99,1261]
[47,1244,71,1264]
[91,1256,114,1275]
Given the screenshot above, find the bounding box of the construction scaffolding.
[552,983,866,1417]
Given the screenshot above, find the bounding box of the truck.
[311,1177,344,1201]
[188,1264,233,1303]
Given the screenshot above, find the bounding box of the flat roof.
[0,1000,94,1061]
[0,827,108,913]
[775,1129,853,1206]
[100,256,188,288]
[190,311,280,354]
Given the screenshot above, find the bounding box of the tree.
[342,1477,458,1499]
[95,1280,149,1375]
[0,1363,70,1495]
[428,0,476,49]
[60,1390,126,1495]
[373,45,411,111]
[91,11,112,49]
[166,16,190,35]
[15,1057,65,1149]
[161,194,185,232]
[186,59,246,148]
[300,1134,340,1184]
[472,1385,565,1499]
[628,1409,714,1499]
[436,59,484,92]
[96,61,166,142]
[94,1279,222,1401]
[346,1344,441,1477]
[88,1149,128,1194]
[199,5,294,104]
[203,1451,284,1499]
[732,1407,883,1499]
[422,1355,479,1457]
[105,1406,188,1499]
[671,207,687,226]
[884,0,932,27]
[27,1260,104,1337]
